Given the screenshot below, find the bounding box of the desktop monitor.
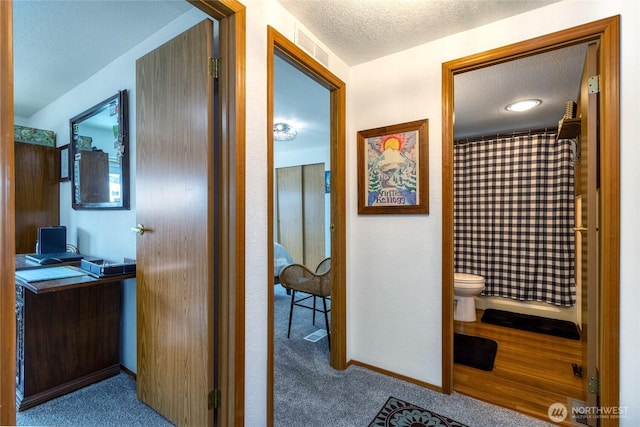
[37,226,67,254]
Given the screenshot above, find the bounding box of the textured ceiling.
[14,0,584,145]
[13,0,192,117]
[276,0,561,66]
[454,43,588,139]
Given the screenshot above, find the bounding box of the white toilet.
[453,273,485,322]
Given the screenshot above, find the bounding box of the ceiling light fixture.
[273,122,297,141]
[505,99,542,112]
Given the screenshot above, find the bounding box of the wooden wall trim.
[442,16,620,425]
[266,28,275,426]
[0,1,16,425]
[598,16,621,423]
[189,1,247,425]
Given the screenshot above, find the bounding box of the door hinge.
[208,389,221,410]
[588,376,600,395]
[209,57,221,79]
[588,75,600,94]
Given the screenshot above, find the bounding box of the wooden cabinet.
[15,256,130,410]
[14,141,59,254]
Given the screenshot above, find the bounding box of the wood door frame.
[266,26,347,427]
[441,16,620,425]
[0,1,16,424]
[1,0,246,425]
[189,1,246,424]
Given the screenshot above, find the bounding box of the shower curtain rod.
[454,127,558,145]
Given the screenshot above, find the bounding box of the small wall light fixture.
[273,122,297,141]
[505,99,542,112]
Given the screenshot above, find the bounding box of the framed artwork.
[58,144,71,182]
[357,119,429,214]
[324,171,331,193]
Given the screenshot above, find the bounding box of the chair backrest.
[315,257,331,275]
[280,261,331,297]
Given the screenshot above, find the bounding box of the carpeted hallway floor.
[16,372,173,426]
[17,285,555,426]
[273,285,554,427]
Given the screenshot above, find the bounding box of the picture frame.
[357,119,429,214]
[324,171,331,193]
[58,144,71,182]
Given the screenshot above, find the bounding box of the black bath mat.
[453,333,497,371]
[481,308,580,340]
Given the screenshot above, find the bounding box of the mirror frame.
[69,90,129,210]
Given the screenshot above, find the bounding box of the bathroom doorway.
[442,17,620,426]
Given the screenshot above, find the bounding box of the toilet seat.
[453,272,485,322]
[454,272,484,286]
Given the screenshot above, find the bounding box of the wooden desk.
[15,255,135,411]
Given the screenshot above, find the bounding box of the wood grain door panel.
[579,42,599,424]
[136,20,215,426]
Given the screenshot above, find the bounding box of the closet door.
[136,20,215,426]
[276,166,304,263]
[276,163,325,269]
[14,141,59,254]
[302,163,325,269]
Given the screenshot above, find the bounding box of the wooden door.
[136,20,215,426]
[577,42,599,425]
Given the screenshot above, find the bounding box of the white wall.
[244,0,639,424]
[242,0,350,423]
[17,0,639,425]
[347,1,639,425]
[23,7,209,372]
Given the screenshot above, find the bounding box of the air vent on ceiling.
[295,25,329,67]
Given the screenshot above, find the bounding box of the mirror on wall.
[70,90,129,210]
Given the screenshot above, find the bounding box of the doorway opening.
[3,1,246,425]
[442,16,620,426]
[266,26,347,426]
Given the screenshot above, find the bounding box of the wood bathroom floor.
[454,309,585,426]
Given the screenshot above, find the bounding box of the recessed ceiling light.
[273,122,297,141]
[505,99,542,112]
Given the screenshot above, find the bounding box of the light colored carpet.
[16,372,173,427]
[17,285,555,426]
[273,284,554,427]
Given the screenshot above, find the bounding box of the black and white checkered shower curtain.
[454,133,576,306]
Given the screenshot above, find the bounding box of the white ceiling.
[454,43,587,139]
[13,0,192,118]
[14,0,585,145]
[275,0,561,67]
